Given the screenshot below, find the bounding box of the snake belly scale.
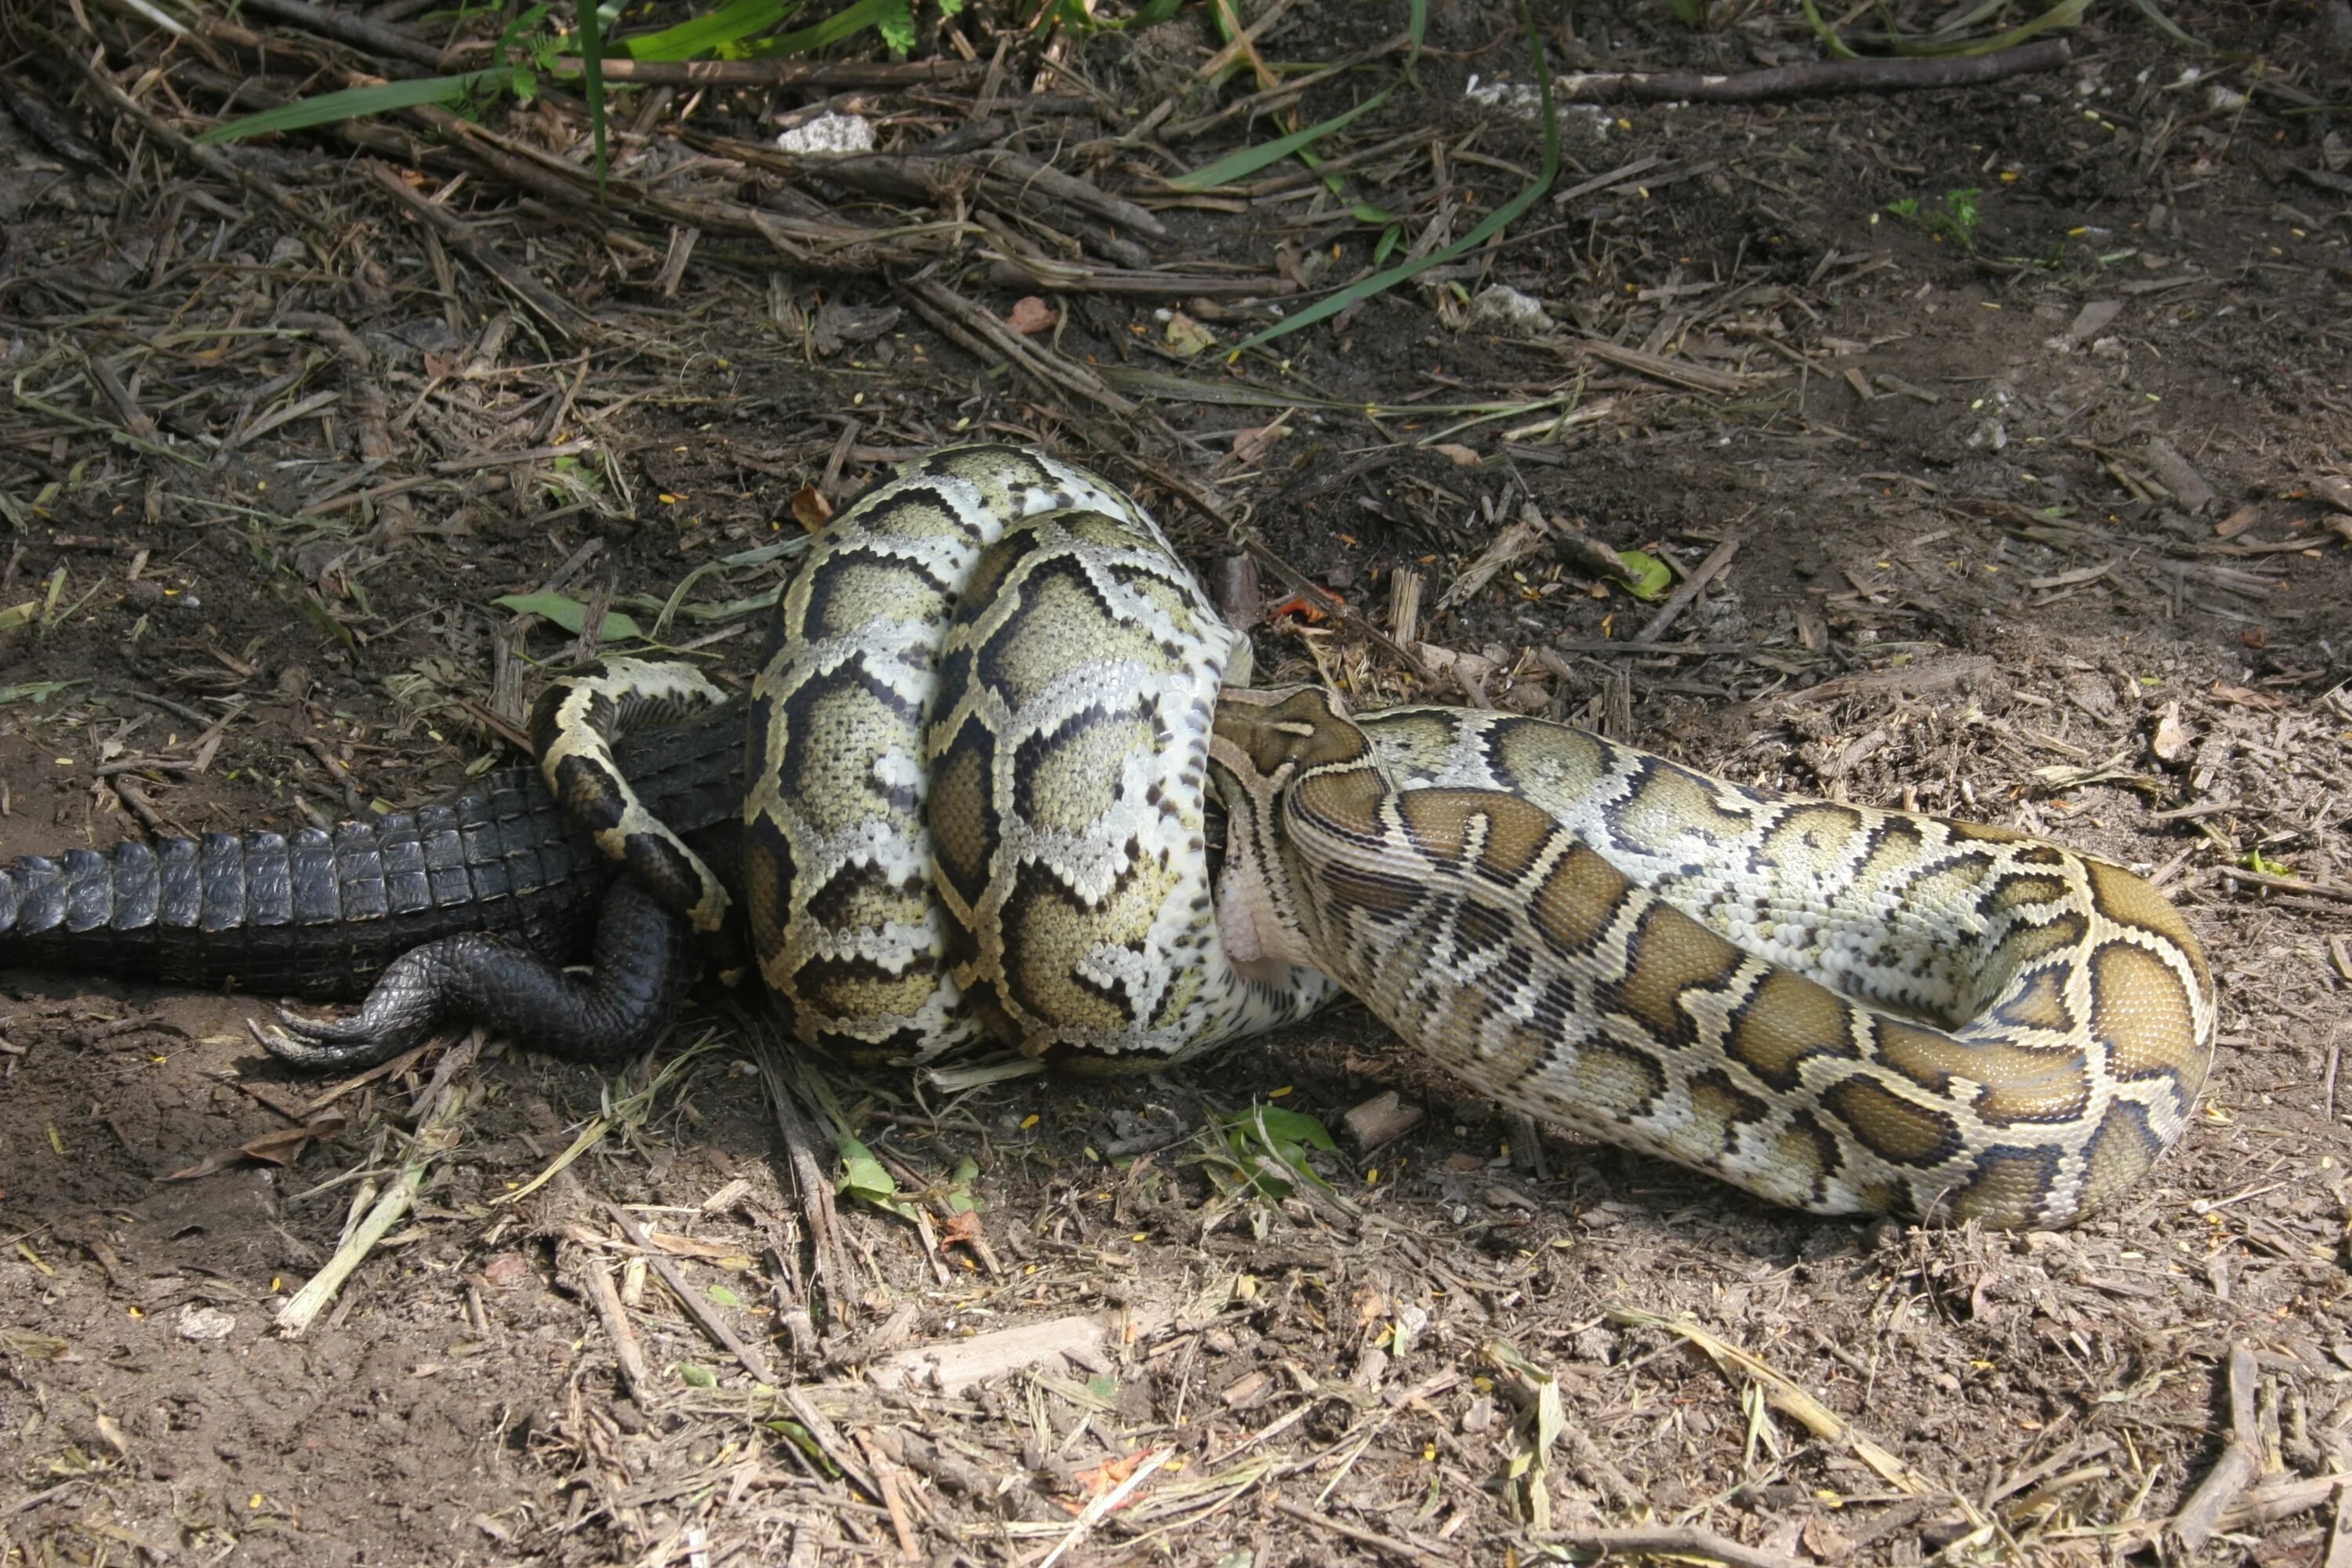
[541,445,2217,1228]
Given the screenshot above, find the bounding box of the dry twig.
[1557,38,2071,103]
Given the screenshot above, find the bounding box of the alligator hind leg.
[261,877,694,1070]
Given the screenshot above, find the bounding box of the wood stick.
[278,1072,470,1335]
[581,1254,650,1399]
[757,1038,856,1327]
[1556,38,2071,104]
[1542,1525,1808,1568]
[1634,534,1744,644]
[2171,1343,2263,1556]
[50,38,332,238]
[548,56,978,87]
[779,1386,882,1503]
[604,1203,775,1386]
[2326,1478,2352,1568]
[1270,1500,1444,1565]
[903,277,1138,419]
[237,0,444,68]
[363,162,598,342]
[2223,866,2352,905]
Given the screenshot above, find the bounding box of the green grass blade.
[2125,0,2214,52]
[194,71,501,143]
[1174,93,1392,190]
[742,0,898,56]
[1798,0,1863,60]
[1832,0,2088,56]
[614,0,799,61]
[1174,0,1424,190]
[575,0,608,199]
[1229,0,1553,355]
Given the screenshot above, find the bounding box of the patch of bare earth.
[2,1,2351,1563]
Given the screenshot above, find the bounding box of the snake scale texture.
[543,446,2218,1228]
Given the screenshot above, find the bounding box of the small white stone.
[176,1303,236,1341]
[777,113,876,156]
[1465,284,1552,336]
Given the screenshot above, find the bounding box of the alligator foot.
[257,877,697,1072]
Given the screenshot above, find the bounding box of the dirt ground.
[3,1,2351,1563]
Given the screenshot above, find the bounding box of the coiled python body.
[545,446,2216,1227]
[1210,689,2216,1226]
[739,448,1332,1064]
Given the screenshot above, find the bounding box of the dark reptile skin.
[0,713,745,1002]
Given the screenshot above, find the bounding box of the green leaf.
[1373,225,1402,264]
[574,0,608,198]
[1610,549,1672,601]
[742,0,901,56]
[493,592,647,641]
[761,1418,837,1472]
[0,680,82,704]
[1229,0,1552,354]
[677,1362,718,1387]
[876,0,916,53]
[1085,1374,1117,1400]
[1221,1100,1336,1198]
[612,0,799,60]
[1254,1106,1336,1152]
[839,1138,895,1201]
[1174,0,1423,189]
[707,1284,745,1308]
[1175,92,1396,190]
[195,72,503,143]
[838,1135,920,1221]
[1164,313,1218,356]
[1351,203,1396,224]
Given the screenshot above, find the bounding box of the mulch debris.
[3,1,2352,1563]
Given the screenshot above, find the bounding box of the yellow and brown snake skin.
[739,448,1330,1065]
[543,445,2217,1227]
[1209,686,2217,1228]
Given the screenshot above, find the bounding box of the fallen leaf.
[2150,699,2192,764]
[1163,311,1217,356]
[1229,423,1288,466]
[1415,641,1501,687]
[2209,682,2282,710]
[1005,296,1057,336]
[1431,442,1482,466]
[1802,1514,1853,1563]
[2213,502,2261,539]
[162,1114,347,1181]
[791,484,833,532]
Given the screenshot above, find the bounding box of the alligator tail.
[0,768,611,1001]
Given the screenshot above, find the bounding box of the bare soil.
[3,2,2352,1564]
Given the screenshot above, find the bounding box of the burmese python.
[515,445,2216,1228]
